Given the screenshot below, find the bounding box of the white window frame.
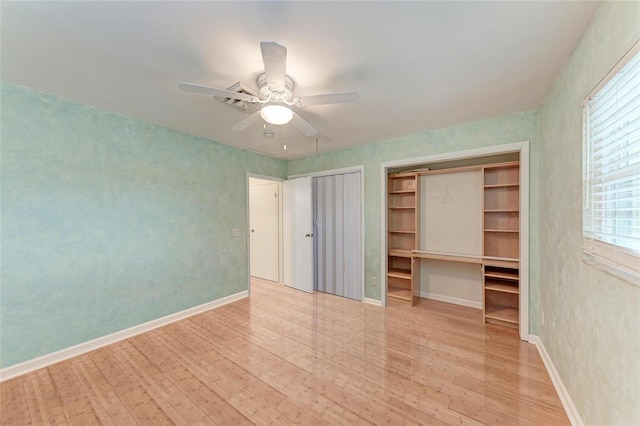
[582,40,640,286]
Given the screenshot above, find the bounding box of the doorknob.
[305,233,314,237]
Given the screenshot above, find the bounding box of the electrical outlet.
[232,228,240,238]
[372,276,378,286]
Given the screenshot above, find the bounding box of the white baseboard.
[529,335,584,426]
[0,290,248,382]
[364,297,382,306]
[420,291,482,310]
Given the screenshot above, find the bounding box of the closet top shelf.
[389,190,416,194]
[482,161,520,170]
[388,172,418,178]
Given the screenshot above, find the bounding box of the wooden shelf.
[484,183,520,188]
[484,270,519,280]
[484,232,519,258]
[485,282,519,294]
[389,249,413,257]
[412,250,483,265]
[387,162,523,319]
[482,162,520,330]
[485,306,519,324]
[388,173,419,306]
[388,269,412,279]
[388,288,413,301]
[389,190,416,194]
[389,172,418,178]
[484,259,519,268]
[484,186,519,212]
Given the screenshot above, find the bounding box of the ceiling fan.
[179,41,359,137]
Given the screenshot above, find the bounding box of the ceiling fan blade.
[291,113,318,137]
[231,111,261,131]
[297,92,359,107]
[179,82,257,103]
[260,41,287,92]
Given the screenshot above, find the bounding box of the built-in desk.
[411,250,518,267]
[411,250,520,327]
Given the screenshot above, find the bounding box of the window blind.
[583,44,640,281]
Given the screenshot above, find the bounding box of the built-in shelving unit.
[482,162,520,327]
[387,173,419,305]
[385,161,521,330]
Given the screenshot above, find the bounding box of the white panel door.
[249,179,279,281]
[283,176,314,293]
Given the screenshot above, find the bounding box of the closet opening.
[381,142,530,340]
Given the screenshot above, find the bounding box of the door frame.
[289,165,366,302]
[246,173,284,295]
[380,141,530,340]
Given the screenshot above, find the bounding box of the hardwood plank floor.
[1,277,569,425]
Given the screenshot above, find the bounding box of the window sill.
[582,253,640,287]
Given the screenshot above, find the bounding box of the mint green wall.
[2,80,539,370]
[288,110,541,330]
[538,2,640,424]
[0,82,286,368]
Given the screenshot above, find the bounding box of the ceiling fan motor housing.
[257,73,294,102]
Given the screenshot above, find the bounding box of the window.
[583,41,640,285]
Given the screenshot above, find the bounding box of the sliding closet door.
[314,172,362,301]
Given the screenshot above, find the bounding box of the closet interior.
[387,154,521,329]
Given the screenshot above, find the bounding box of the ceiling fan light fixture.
[260,104,293,125]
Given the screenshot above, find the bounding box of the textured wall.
[288,110,540,330]
[538,1,640,424]
[0,82,286,368]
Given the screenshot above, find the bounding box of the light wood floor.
[1,277,568,425]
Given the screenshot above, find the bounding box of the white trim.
[529,335,584,426]
[360,169,366,303]
[0,290,248,382]
[364,297,382,306]
[288,165,363,179]
[420,292,482,310]
[247,172,286,183]
[582,252,640,286]
[519,142,530,339]
[246,173,285,294]
[380,163,388,307]
[381,141,527,169]
[380,141,530,339]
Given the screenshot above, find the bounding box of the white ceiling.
[1,1,600,160]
